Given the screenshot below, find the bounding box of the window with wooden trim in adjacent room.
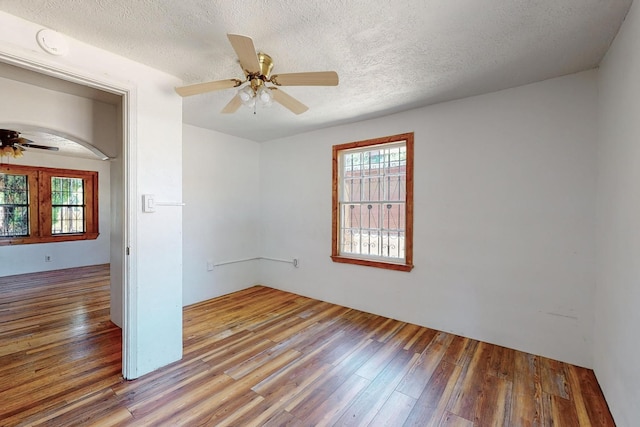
[332,132,414,271]
[0,164,98,246]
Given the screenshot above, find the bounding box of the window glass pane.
[360,203,380,230]
[362,176,382,202]
[0,173,29,237]
[51,177,85,234]
[383,146,406,201]
[342,146,406,202]
[362,150,383,177]
[0,206,29,237]
[52,206,85,234]
[341,203,361,229]
[382,203,405,231]
[341,228,359,254]
[381,231,404,259]
[360,230,380,256]
[52,177,84,205]
[342,178,361,202]
[340,202,407,259]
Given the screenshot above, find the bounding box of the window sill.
[330,255,414,272]
[0,232,99,246]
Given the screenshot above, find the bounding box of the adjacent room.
[0,1,638,425]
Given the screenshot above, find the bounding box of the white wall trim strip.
[213,256,296,267]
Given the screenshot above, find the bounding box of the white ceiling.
[0,0,633,142]
[20,129,108,160]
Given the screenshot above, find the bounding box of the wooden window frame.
[0,164,99,246]
[331,132,414,272]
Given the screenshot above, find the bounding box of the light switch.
[142,194,156,212]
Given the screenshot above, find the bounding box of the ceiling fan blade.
[271,88,309,115]
[270,71,339,86]
[21,143,59,151]
[17,137,34,145]
[175,79,241,97]
[227,34,261,75]
[221,94,242,114]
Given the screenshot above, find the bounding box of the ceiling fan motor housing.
[257,52,274,78]
[0,129,20,146]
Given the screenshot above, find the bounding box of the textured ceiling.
[0,0,633,142]
[19,129,107,160]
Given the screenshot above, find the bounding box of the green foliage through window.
[51,177,85,234]
[0,173,29,237]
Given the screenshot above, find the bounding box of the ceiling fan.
[0,129,59,158]
[175,34,339,115]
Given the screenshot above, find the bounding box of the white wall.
[0,11,183,378]
[0,75,116,277]
[0,74,118,158]
[182,125,261,305]
[0,151,111,276]
[595,0,640,425]
[260,70,598,367]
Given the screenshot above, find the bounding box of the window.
[0,165,98,245]
[0,173,30,237]
[332,133,414,271]
[52,177,85,234]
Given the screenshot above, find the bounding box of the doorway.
[0,56,134,378]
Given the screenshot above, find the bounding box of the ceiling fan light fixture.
[257,85,273,107]
[1,145,22,158]
[238,85,256,108]
[238,85,254,102]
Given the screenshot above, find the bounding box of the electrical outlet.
[293,258,299,268]
[206,261,214,271]
[45,255,52,262]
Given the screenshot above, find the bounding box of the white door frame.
[0,51,138,379]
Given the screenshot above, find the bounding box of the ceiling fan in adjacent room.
[0,129,59,158]
[175,34,339,115]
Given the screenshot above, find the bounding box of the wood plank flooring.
[0,264,615,426]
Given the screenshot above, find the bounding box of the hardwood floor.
[0,265,615,426]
